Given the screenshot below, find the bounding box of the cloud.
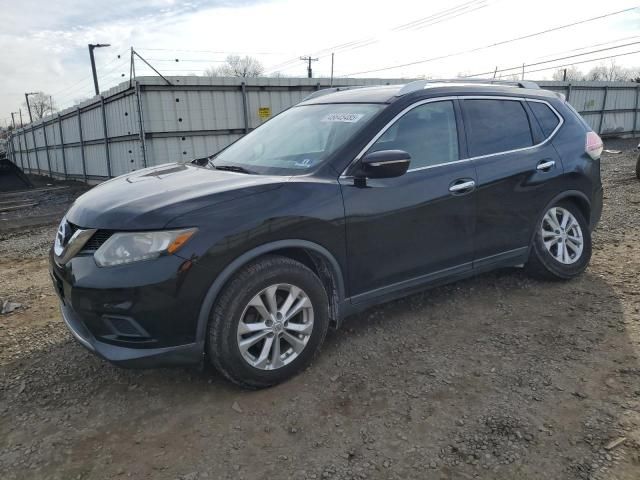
[1,0,639,122]
[0,0,272,117]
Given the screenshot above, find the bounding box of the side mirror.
[358,150,411,179]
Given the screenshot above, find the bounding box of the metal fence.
[7,78,640,183]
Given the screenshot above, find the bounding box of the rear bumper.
[590,185,603,231]
[60,302,203,368]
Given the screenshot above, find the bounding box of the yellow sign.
[258,107,271,120]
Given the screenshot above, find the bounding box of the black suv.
[50,80,603,388]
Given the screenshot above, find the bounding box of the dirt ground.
[1,141,639,480]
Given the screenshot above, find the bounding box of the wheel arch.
[528,190,592,252]
[195,240,346,345]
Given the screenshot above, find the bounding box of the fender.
[194,239,346,346]
[526,189,591,254]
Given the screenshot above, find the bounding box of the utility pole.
[521,63,525,80]
[19,109,23,127]
[300,55,319,78]
[11,112,18,128]
[330,53,335,87]
[88,43,111,95]
[24,92,37,123]
[562,68,567,81]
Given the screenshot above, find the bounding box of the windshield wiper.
[211,163,255,174]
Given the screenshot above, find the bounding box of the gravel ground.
[1,142,639,480]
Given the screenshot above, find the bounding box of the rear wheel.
[207,255,329,389]
[635,151,640,179]
[526,201,592,280]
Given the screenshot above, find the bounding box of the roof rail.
[300,86,365,103]
[395,78,540,96]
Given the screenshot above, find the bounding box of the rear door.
[461,97,563,266]
[340,99,477,303]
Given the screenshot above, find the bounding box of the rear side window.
[463,99,533,157]
[370,100,459,169]
[528,101,560,137]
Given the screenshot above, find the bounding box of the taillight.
[585,131,603,160]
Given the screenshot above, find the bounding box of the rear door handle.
[449,179,476,194]
[536,160,555,171]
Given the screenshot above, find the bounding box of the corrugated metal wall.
[8,77,640,182]
[540,81,640,136]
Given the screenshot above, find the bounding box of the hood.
[66,163,286,230]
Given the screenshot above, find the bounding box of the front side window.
[463,99,533,157]
[369,100,459,169]
[209,103,384,175]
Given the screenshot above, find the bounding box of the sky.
[1,0,639,125]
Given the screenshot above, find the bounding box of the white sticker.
[322,113,364,123]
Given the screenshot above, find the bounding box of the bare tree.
[551,66,583,81]
[585,60,631,81]
[23,92,56,120]
[205,55,264,78]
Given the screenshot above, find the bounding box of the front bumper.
[50,250,208,368]
[60,303,203,367]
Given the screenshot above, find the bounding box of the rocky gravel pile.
[0,225,56,259]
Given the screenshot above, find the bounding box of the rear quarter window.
[528,101,561,137]
[463,99,533,157]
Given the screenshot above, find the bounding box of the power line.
[464,40,640,77]
[145,58,228,63]
[392,0,485,31]
[392,2,488,34]
[264,0,491,74]
[340,6,639,76]
[137,47,292,55]
[54,58,131,107]
[467,49,640,78]
[49,51,128,98]
[533,34,640,60]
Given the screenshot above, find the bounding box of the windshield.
[209,103,384,175]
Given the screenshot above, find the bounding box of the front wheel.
[207,255,329,389]
[526,201,592,280]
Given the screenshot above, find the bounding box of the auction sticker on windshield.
[322,113,364,123]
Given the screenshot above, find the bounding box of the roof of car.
[299,80,561,105]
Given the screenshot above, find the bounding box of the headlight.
[94,228,197,267]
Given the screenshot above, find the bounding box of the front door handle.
[536,160,555,171]
[449,179,476,194]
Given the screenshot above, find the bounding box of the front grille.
[67,222,113,252]
[84,231,113,251]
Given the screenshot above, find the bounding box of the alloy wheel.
[540,206,584,265]
[237,283,314,370]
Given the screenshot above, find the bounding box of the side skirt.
[340,246,529,320]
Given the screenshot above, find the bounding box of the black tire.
[207,255,329,389]
[635,152,640,180]
[526,200,592,280]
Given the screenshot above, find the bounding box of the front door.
[340,99,477,304]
